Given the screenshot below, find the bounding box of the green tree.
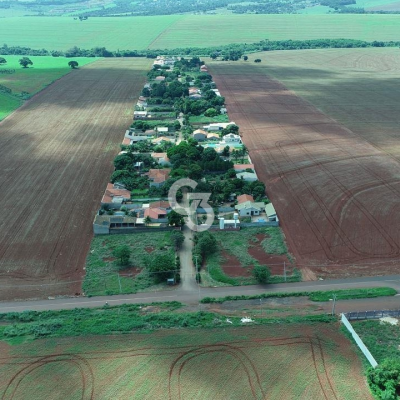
[144,216,152,225]
[253,265,271,283]
[113,245,131,267]
[148,253,175,282]
[170,230,185,250]
[0,57,7,65]
[254,59,262,63]
[68,60,79,69]
[204,107,218,117]
[168,210,185,227]
[243,55,248,61]
[19,57,33,68]
[368,358,400,400]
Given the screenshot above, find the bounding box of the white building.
[221,133,241,143]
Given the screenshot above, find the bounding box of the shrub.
[367,358,400,399]
[113,245,131,267]
[253,265,271,283]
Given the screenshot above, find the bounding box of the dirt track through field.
[0,58,150,300]
[210,60,400,278]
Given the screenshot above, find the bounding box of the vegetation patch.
[201,287,397,303]
[83,232,176,296]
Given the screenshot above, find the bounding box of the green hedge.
[201,287,397,304]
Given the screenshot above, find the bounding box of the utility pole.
[283,261,287,282]
[330,294,337,316]
[194,255,201,308]
[117,273,122,294]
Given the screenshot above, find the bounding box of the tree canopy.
[68,60,79,69]
[19,57,33,68]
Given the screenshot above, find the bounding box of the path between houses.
[179,225,199,292]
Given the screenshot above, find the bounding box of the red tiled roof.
[150,200,171,209]
[148,169,171,183]
[101,183,131,203]
[237,194,254,204]
[122,137,132,146]
[233,164,254,171]
[144,207,167,219]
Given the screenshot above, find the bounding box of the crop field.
[0,57,151,301]
[0,323,372,399]
[1,15,400,51]
[210,47,400,279]
[0,56,95,120]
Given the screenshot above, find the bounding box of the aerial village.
[93,56,278,234]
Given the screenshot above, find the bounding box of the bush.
[253,265,271,284]
[113,245,131,267]
[367,358,400,399]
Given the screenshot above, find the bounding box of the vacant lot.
[0,323,372,399]
[83,232,176,296]
[0,58,151,300]
[210,48,400,278]
[0,55,94,120]
[1,15,400,51]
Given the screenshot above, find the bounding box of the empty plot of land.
[210,48,400,278]
[0,58,150,300]
[0,324,372,399]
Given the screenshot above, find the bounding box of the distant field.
[0,55,94,93]
[0,56,95,120]
[0,324,373,399]
[1,15,400,51]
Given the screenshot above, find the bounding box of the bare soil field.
[210,48,400,278]
[0,58,151,300]
[0,324,372,399]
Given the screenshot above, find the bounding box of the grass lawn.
[0,55,95,120]
[189,114,229,124]
[83,232,176,296]
[1,15,400,52]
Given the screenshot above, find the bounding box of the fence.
[345,309,400,321]
[341,313,378,368]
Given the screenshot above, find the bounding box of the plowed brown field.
[0,58,151,300]
[210,49,400,279]
[0,324,373,399]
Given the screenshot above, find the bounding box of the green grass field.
[0,322,373,399]
[0,92,21,120]
[1,14,400,52]
[0,55,95,93]
[0,55,95,120]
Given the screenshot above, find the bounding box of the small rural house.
[207,133,220,141]
[222,133,241,143]
[265,203,278,222]
[149,200,171,211]
[155,76,166,81]
[237,194,254,204]
[147,169,171,188]
[235,200,265,217]
[151,152,170,166]
[193,129,207,141]
[144,207,168,222]
[204,122,236,132]
[101,183,131,206]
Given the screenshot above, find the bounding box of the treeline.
[1,38,400,60]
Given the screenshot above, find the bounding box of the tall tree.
[0,57,7,65]
[19,57,33,68]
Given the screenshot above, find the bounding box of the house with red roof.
[101,183,131,206]
[147,169,171,188]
